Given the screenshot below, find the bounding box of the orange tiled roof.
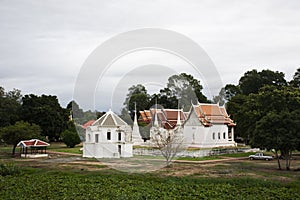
[139,104,236,128]
[194,103,236,126]
[139,108,185,129]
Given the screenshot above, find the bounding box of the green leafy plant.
[61,130,81,148]
[0,162,21,176]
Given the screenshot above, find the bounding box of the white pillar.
[231,127,235,142]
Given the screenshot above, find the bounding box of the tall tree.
[122,84,150,120]
[166,73,208,110]
[226,69,289,141]
[128,93,149,118]
[252,110,300,170]
[148,90,178,110]
[67,100,84,120]
[290,68,300,89]
[239,69,287,95]
[0,87,22,127]
[0,121,42,155]
[21,94,69,141]
[226,94,259,143]
[224,84,241,101]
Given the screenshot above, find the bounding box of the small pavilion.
[17,139,50,158]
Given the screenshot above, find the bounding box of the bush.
[61,130,81,148]
[0,163,21,176]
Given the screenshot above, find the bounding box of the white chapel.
[83,109,133,158]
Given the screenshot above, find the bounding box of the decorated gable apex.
[92,109,128,127]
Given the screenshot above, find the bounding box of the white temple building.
[83,109,133,158]
[139,103,236,148]
[183,103,236,148]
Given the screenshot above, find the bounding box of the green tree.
[226,94,259,143]
[165,73,208,111]
[0,87,22,127]
[224,84,241,101]
[0,121,42,155]
[252,110,300,170]
[61,130,81,148]
[123,84,148,107]
[122,84,150,121]
[148,91,178,110]
[290,68,300,89]
[67,100,84,121]
[21,94,69,141]
[226,69,289,141]
[128,93,149,118]
[239,69,286,95]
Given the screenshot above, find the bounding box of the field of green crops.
[1,145,300,199]
[0,164,299,200]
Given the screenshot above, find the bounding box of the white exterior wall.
[122,143,133,157]
[183,109,236,148]
[83,125,133,158]
[184,124,235,148]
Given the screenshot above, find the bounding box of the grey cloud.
[0,0,300,110]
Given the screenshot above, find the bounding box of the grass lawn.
[177,155,224,161]
[48,142,83,154]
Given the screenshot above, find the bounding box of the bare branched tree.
[151,127,185,167]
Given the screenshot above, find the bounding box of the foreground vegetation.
[1,165,299,200]
[1,147,300,199]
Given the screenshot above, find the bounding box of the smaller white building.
[83,109,133,158]
[184,103,236,148]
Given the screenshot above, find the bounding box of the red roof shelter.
[17,139,50,158]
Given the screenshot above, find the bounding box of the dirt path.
[47,151,82,157]
[48,150,249,164]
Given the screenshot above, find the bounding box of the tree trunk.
[288,151,292,170]
[285,151,292,170]
[286,157,290,170]
[275,150,281,170]
[12,144,17,155]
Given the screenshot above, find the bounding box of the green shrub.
[61,130,81,148]
[0,162,21,176]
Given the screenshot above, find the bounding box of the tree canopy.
[239,69,287,95]
[61,130,81,148]
[290,68,300,89]
[122,73,208,120]
[0,87,22,127]
[21,94,69,141]
[0,121,42,155]
[226,68,300,170]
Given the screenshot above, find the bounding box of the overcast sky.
[1,0,300,111]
